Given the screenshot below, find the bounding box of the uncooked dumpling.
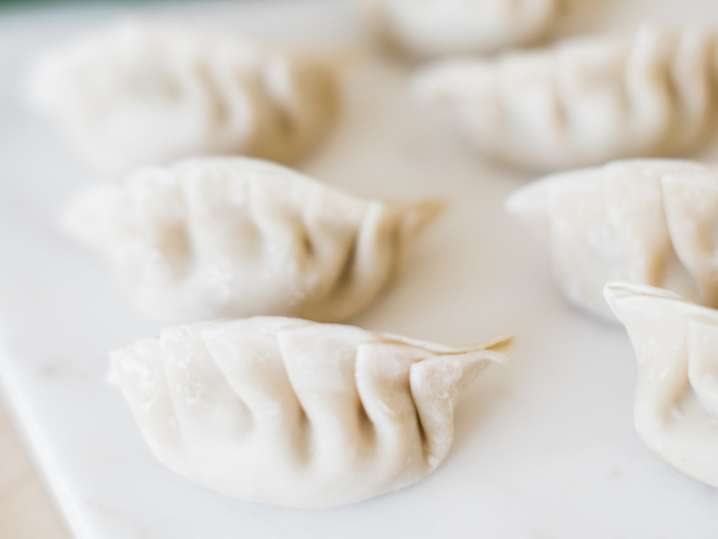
[416,26,718,171]
[63,157,443,322]
[605,282,718,488]
[110,316,508,508]
[360,0,562,57]
[507,159,718,320]
[30,22,338,175]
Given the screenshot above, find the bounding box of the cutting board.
[3,1,718,537]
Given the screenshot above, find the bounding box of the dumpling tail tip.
[440,338,512,372]
[470,337,512,367]
[603,282,692,332]
[505,181,549,228]
[400,198,446,239]
[472,349,507,367]
[481,335,513,356]
[59,185,118,248]
[603,281,682,313]
[603,282,642,313]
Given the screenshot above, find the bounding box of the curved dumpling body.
[360,0,562,57]
[507,159,718,320]
[110,317,507,508]
[30,22,338,175]
[63,157,442,322]
[605,282,718,488]
[416,26,718,171]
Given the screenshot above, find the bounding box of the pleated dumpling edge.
[29,21,340,175]
[605,282,718,488]
[507,159,718,321]
[62,157,445,323]
[415,25,718,172]
[109,316,509,509]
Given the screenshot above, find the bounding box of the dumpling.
[110,317,508,508]
[359,0,563,57]
[415,26,718,171]
[507,159,718,321]
[62,157,443,322]
[605,282,718,488]
[29,22,338,175]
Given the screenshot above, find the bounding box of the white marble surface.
[5,1,718,538]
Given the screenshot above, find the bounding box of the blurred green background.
[0,0,169,6]
[0,0,185,13]
[0,0,155,3]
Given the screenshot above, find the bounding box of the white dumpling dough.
[110,317,508,508]
[605,282,718,488]
[63,157,443,323]
[507,159,718,321]
[30,22,338,175]
[415,26,718,171]
[360,0,562,57]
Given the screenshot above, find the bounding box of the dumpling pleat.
[160,326,252,483]
[277,326,373,470]
[687,319,718,417]
[668,31,716,150]
[410,351,500,469]
[661,174,718,307]
[606,283,718,487]
[354,343,425,484]
[624,26,675,153]
[313,204,398,321]
[200,324,310,466]
[109,339,190,475]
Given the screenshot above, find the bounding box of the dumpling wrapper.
[605,282,718,488]
[415,25,718,171]
[63,157,443,323]
[29,22,338,175]
[109,316,508,509]
[359,0,562,58]
[507,159,718,321]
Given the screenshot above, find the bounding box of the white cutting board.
[3,1,718,538]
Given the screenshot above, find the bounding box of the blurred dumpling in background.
[507,160,718,321]
[62,157,443,323]
[110,316,508,508]
[416,25,718,172]
[605,282,718,488]
[359,0,564,57]
[30,22,339,176]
